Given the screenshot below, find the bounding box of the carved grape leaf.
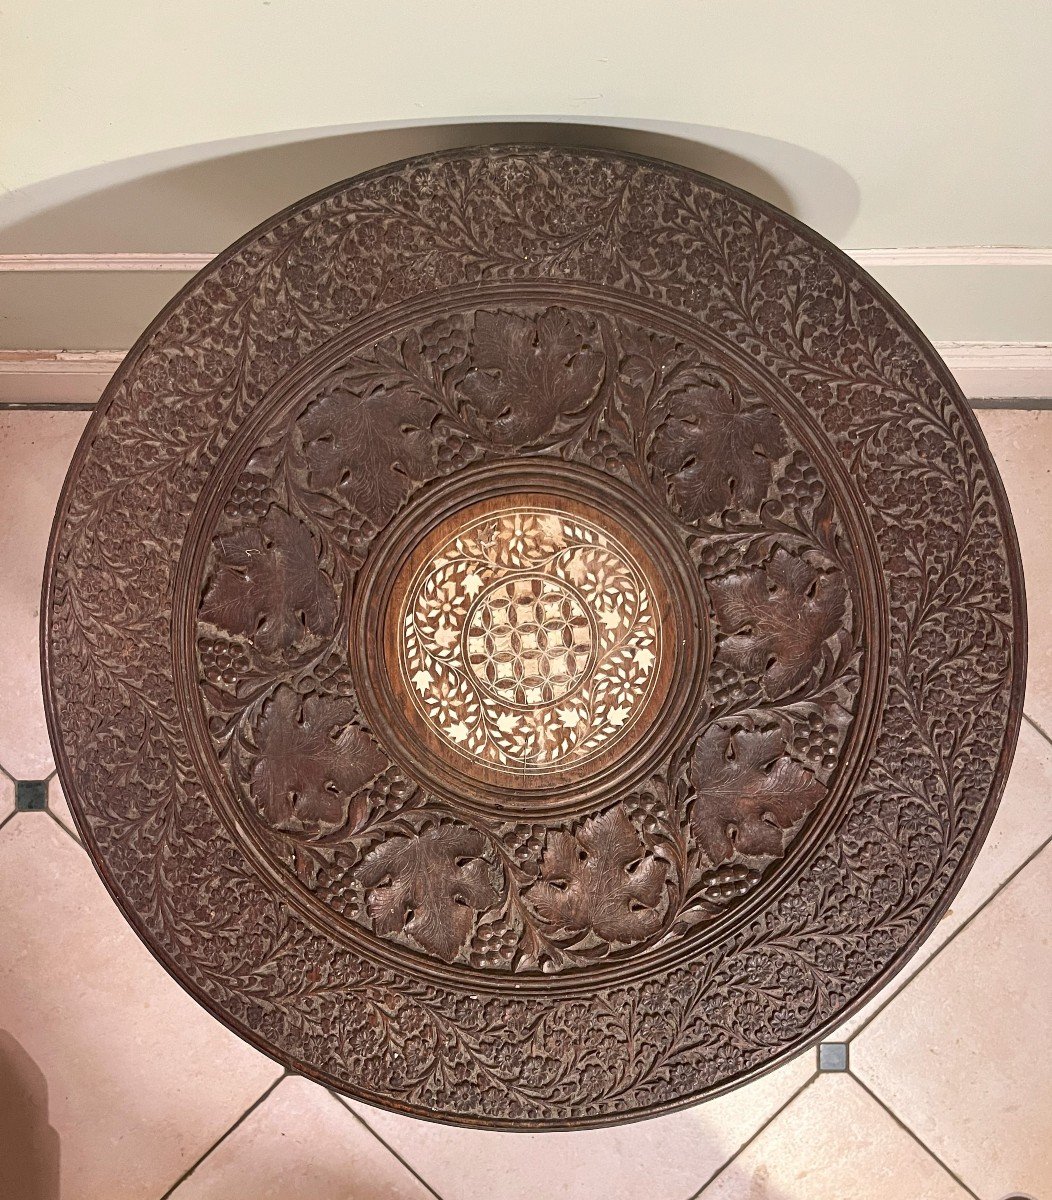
[527,807,668,944]
[458,308,603,446]
[249,686,386,837]
[359,825,501,962]
[650,378,786,521]
[200,505,336,656]
[690,724,826,864]
[708,548,847,697]
[298,382,436,522]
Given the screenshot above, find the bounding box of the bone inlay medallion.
[359,472,696,806]
[400,505,659,773]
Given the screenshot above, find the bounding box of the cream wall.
[1,0,1049,356]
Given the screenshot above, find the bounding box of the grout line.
[849,1074,982,1199]
[1023,711,1052,751]
[0,810,18,836]
[45,804,83,847]
[685,1071,819,1199]
[0,760,15,784]
[156,1071,289,1199]
[846,829,1052,1045]
[329,1091,447,1200]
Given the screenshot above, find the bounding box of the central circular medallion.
[353,460,706,813]
[401,505,658,773]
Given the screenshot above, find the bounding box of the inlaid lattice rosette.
[401,506,659,772]
[44,146,1024,1129]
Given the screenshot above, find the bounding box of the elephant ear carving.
[458,308,604,446]
[650,378,786,521]
[708,548,848,698]
[690,724,825,865]
[527,806,668,944]
[199,505,336,657]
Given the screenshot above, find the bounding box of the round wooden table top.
[43,145,1026,1129]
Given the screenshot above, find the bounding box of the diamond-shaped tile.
[0,816,280,1200]
[852,845,1052,1198]
[831,719,1052,1038]
[0,411,89,779]
[977,410,1052,734]
[698,1073,969,1199]
[350,1052,814,1200]
[169,1076,433,1200]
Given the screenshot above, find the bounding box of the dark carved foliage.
[527,807,669,945]
[200,506,336,656]
[649,376,787,522]
[359,824,502,963]
[191,304,860,976]
[689,724,827,864]
[44,147,1021,1127]
[459,309,604,446]
[248,686,385,838]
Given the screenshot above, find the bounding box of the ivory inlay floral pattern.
[401,509,659,772]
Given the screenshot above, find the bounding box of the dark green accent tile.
[15,780,48,811]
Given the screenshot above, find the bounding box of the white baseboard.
[1,248,1050,273]
[1,343,1049,405]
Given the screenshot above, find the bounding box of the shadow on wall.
[0,118,861,252]
[0,1030,60,1200]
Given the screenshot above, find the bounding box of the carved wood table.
[43,146,1026,1129]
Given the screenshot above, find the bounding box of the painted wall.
[1,1,1049,351]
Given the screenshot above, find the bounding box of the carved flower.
[527,807,668,944]
[458,308,604,446]
[359,824,502,962]
[298,381,436,523]
[690,724,826,865]
[249,686,386,837]
[707,549,848,698]
[199,506,336,657]
[650,378,787,521]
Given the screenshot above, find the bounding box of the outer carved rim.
[41,144,1027,1129]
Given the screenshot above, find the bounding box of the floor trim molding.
[1,247,1050,273]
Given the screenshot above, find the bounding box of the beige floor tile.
[698,1073,968,1199]
[831,718,1052,1038]
[46,776,79,840]
[976,410,1052,736]
[852,844,1052,1199]
[0,411,88,779]
[0,773,13,824]
[0,816,281,1200]
[169,1076,433,1200]
[351,1053,814,1200]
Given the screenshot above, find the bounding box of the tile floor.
[0,405,1048,1200]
